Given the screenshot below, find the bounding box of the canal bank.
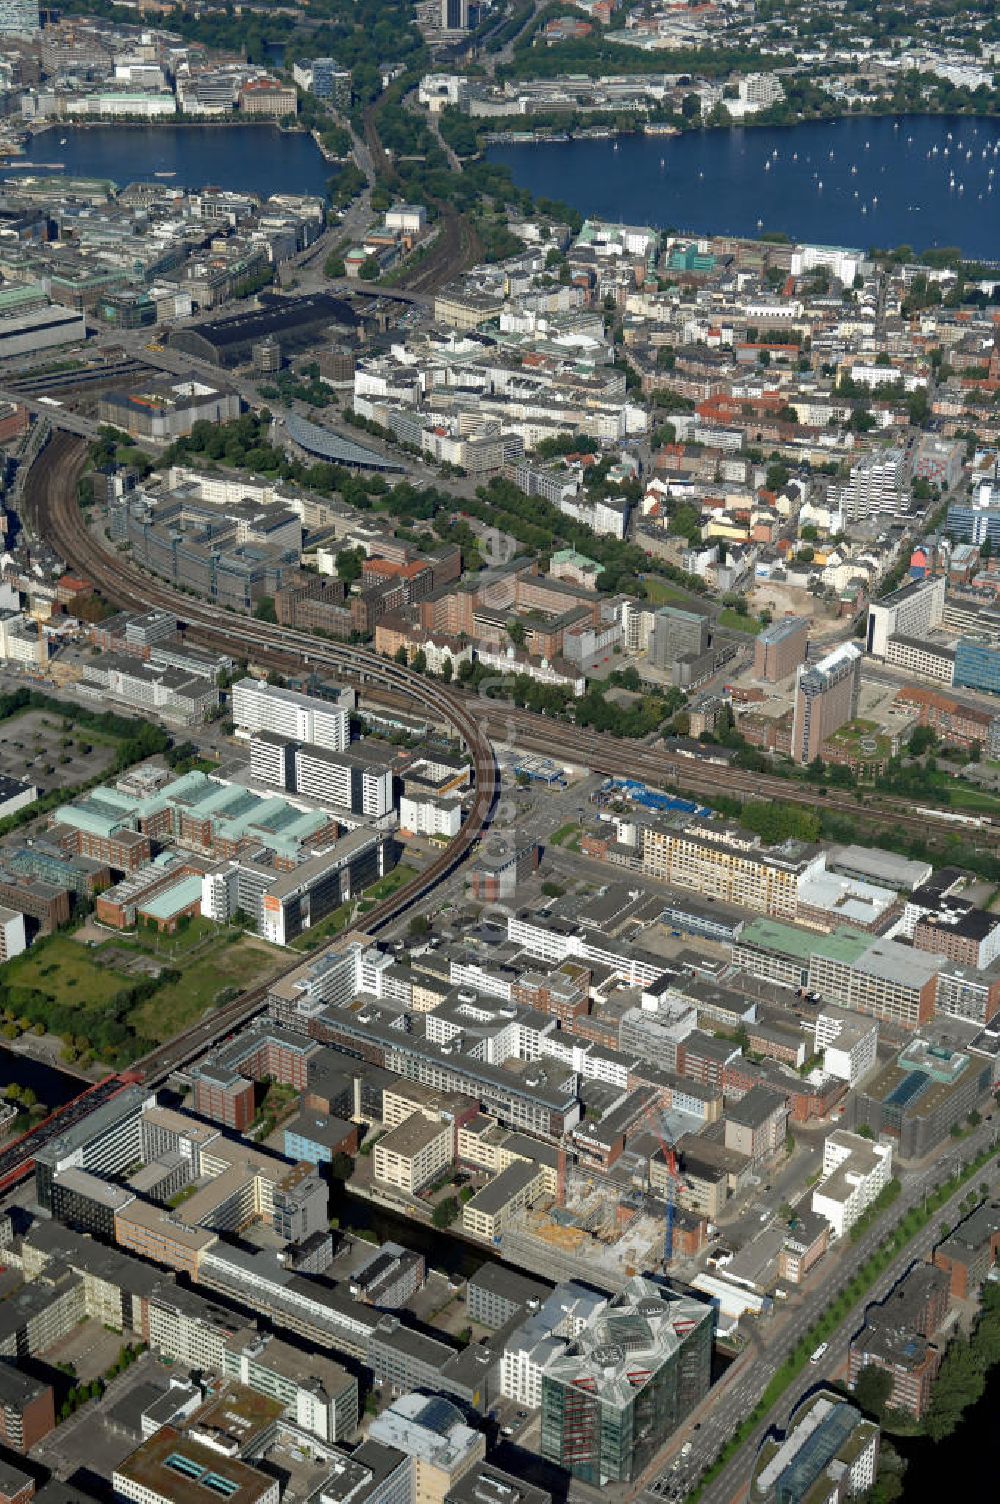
[0,1045,85,1111]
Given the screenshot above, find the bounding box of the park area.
[0,920,284,1069]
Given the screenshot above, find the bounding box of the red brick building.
[0,1365,56,1452]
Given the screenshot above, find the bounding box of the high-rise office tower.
[791,642,862,764]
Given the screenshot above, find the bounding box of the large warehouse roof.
[284,411,405,472]
[168,293,358,365]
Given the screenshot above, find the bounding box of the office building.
[639,824,822,921]
[777,1209,830,1286]
[501,1282,608,1410]
[399,791,463,839]
[222,1332,357,1443]
[0,1,38,35]
[723,1086,787,1166]
[232,678,349,751]
[0,1461,33,1504]
[113,1427,279,1504]
[848,1036,991,1158]
[933,1201,1000,1299]
[848,1264,950,1419]
[292,58,351,109]
[754,616,808,681]
[648,606,710,672]
[466,1264,547,1331]
[257,829,390,947]
[954,635,1000,696]
[441,0,470,30]
[0,907,26,963]
[791,643,861,764]
[250,732,393,816]
[373,1113,453,1196]
[814,1008,878,1086]
[539,1276,712,1484]
[866,576,945,658]
[34,1086,153,1212]
[750,1391,878,1504]
[445,1466,550,1504]
[369,1394,484,1504]
[811,1130,893,1240]
[832,447,908,520]
[0,1364,55,1452]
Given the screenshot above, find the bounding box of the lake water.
[15,123,332,198]
[894,1357,1000,1501]
[488,114,1000,260]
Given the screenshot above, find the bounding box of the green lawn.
[3,933,125,1011]
[641,577,693,607]
[0,927,283,1061]
[550,821,581,847]
[131,938,282,1040]
[946,783,1000,814]
[718,608,764,634]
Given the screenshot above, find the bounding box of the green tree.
[853,1363,893,1419]
[432,1197,459,1229]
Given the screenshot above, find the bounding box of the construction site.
[500,1166,676,1292]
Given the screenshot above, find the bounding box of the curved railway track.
[25,431,499,1082]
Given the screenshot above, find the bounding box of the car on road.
[810,1342,829,1364]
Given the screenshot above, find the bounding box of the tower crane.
[644,1106,683,1267]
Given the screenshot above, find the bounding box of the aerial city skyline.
[0,5,998,1504]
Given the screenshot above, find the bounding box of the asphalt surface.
[649,1122,999,1504]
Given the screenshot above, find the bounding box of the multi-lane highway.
[645,1121,999,1504]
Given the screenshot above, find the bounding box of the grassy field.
[945,783,1000,814]
[641,577,694,607]
[4,934,116,1012]
[130,938,282,1040]
[1,925,283,1061]
[718,608,765,634]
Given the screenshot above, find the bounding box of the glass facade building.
[954,636,1000,695]
[540,1277,713,1485]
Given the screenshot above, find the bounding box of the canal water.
[893,1357,1000,1500]
[0,1045,84,1110]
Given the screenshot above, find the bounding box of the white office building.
[295,745,392,818]
[232,678,349,751]
[866,575,946,659]
[814,1007,879,1086]
[399,791,463,839]
[811,1130,893,1240]
[0,904,26,962]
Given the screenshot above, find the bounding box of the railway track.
[25,431,500,1081]
[30,432,992,881]
[5,360,153,399]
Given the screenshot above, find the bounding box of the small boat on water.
[59,137,67,146]
[154,170,176,178]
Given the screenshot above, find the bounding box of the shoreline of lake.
[488,112,1000,260]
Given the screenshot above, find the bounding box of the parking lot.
[0,708,118,800]
[31,1349,175,1482]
